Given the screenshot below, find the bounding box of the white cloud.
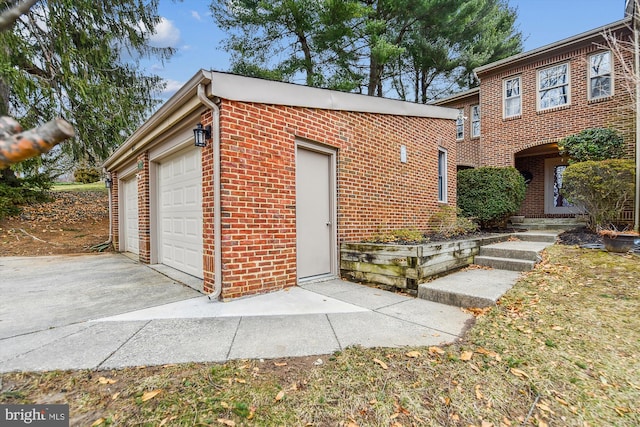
[148,17,181,48]
[161,79,184,98]
[191,11,202,21]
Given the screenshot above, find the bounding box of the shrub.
[558,128,625,163]
[428,205,478,237]
[368,228,425,244]
[457,167,526,229]
[74,167,101,184]
[562,159,635,231]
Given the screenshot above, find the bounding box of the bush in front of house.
[73,167,101,184]
[559,127,625,163]
[561,159,635,231]
[428,205,478,237]
[457,166,526,229]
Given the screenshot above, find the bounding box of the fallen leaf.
[481,420,493,427]
[235,378,246,384]
[475,347,499,358]
[450,414,460,421]
[141,389,162,402]
[475,385,483,400]
[111,392,120,401]
[502,417,512,426]
[275,390,285,401]
[97,377,117,385]
[428,346,445,355]
[551,326,564,331]
[220,401,230,409]
[536,403,554,414]
[274,362,287,367]
[217,419,236,426]
[555,396,569,406]
[373,358,388,370]
[405,351,421,358]
[91,418,105,427]
[510,368,530,379]
[460,351,473,361]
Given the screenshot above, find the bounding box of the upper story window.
[589,51,612,100]
[456,109,464,140]
[538,63,570,110]
[503,76,521,118]
[471,105,480,138]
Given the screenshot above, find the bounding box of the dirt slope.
[0,191,109,256]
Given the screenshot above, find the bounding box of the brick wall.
[437,92,481,169]
[200,110,216,293]
[478,40,635,167]
[137,152,151,264]
[109,171,119,250]
[215,100,455,299]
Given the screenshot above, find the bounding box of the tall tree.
[210,0,522,102]
[0,0,173,167]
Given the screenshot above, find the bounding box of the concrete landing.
[418,269,522,308]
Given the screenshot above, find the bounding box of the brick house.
[435,17,636,220]
[103,70,458,300]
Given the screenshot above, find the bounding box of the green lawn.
[52,181,108,193]
[1,245,639,426]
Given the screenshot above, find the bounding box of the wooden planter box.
[340,234,510,293]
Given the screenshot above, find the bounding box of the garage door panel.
[158,147,203,279]
[123,176,139,254]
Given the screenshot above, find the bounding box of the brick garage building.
[436,18,636,219]
[104,71,458,300]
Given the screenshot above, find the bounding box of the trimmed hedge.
[457,167,526,229]
[558,128,625,163]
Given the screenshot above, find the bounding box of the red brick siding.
[214,100,455,299]
[438,93,481,168]
[137,152,151,263]
[109,171,119,250]
[479,41,635,167]
[200,110,216,293]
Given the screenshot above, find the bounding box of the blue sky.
[146,0,626,99]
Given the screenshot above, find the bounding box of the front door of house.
[296,144,335,280]
[544,157,581,215]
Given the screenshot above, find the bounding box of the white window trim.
[588,50,614,101]
[537,62,571,111]
[503,76,522,118]
[471,104,480,138]
[438,147,448,203]
[456,109,464,140]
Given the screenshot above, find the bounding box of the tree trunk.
[0,117,74,169]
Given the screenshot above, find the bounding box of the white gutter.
[197,82,223,300]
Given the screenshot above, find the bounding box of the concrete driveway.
[0,253,474,372]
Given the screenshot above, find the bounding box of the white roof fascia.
[475,18,631,75]
[205,70,459,120]
[103,70,211,170]
[432,87,480,106]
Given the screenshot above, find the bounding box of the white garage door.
[158,147,203,278]
[122,176,139,254]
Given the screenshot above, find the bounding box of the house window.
[538,63,570,110]
[471,105,480,138]
[589,51,612,100]
[503,77,521,118]
[438,148,447,203]
[456,109,464,140]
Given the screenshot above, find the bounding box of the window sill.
[537,104,571,115]
[588,95,613,104]
[503,115,521,122]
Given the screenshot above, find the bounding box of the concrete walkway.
[0,254,477,373]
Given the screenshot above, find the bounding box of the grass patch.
[1,246,639,425]
[52,182,107,193]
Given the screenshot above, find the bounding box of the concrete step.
[418,269,522,308]
[513,231,559,243]
[511,218,586,231]
[474,255,535,271]
[479,240,553,261]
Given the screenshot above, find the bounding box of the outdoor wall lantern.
[193,123,211,147]
[105,177,112,189]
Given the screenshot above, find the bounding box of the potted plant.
[599,226,640,253]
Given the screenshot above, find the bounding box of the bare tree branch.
[0,0,40,32]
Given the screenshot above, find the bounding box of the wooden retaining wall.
[340,234,510,293]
